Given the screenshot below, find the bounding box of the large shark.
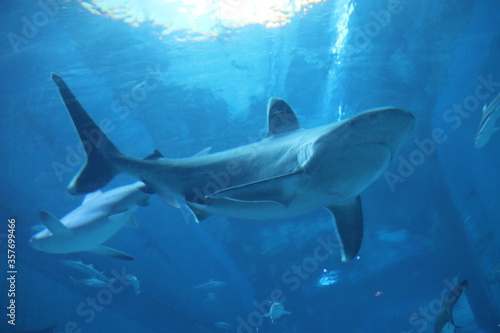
[30,181,149,260]
[51,73,415,262]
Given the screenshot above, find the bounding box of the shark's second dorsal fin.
[267,98,301,137]
[39,210,71,236]
[145,149,164,160]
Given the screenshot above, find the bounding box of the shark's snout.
[351,107,415,159]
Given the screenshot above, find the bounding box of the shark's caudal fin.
[52,73,122,194]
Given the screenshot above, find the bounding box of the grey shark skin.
[30,181,149,260]
[434,279,468,333]
[51,73,415,262]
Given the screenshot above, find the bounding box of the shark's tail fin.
[52,73,122,194]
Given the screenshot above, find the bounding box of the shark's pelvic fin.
[51,73,122,195]
[326,196,363,262]
[88,245,134,260]
[267,98,301,136]
[39,210,71,236]
[185,202,213,223]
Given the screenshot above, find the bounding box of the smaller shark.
[434,279,468,333]
[475,92,500,148]
[194,279,227,290]
[60,259,107,280]
[30,182,150,260]
[264,302,291,323]
[125,274,141,295]
[70,276,114,288]
[214,322,234,330]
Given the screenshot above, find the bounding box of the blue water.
[1,0,499,332]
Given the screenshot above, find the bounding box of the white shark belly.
[40,215,130,253]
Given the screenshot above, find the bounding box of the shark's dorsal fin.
[267,98,301,137]
[145,149,164,160]
[83,190,102,204]
[39,210,71,236]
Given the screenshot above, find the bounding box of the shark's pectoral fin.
[326,196,363,262]
[39,210,71,236]
[450,313,461,328]
[210,172,301,207]
[126,215,138,228]
[88,246,134,260]
[109,211,138,227]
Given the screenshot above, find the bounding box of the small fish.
[70,276,114,288]
[125,274,141,295]
[194,279,227,290]
[264,302,291,323]
[214,322,234,330]
[60,260,107,280]
[475,92,500,148]
[203,292,216,304]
